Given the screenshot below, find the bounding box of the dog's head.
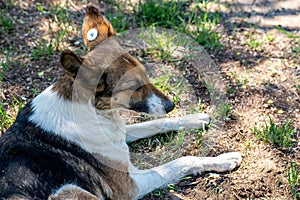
[57,6,174,116]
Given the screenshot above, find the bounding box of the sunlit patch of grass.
[139,28,180,62]
[150,72,184,104]
[252,117,297,149]
[133,0,222,50]
[36,1,75,52]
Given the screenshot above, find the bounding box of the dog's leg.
[48,184,101,200]
[126,113,210,142]
[131,152,242,198]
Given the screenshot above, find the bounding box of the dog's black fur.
[0,103,110,199]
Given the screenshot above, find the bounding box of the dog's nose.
[164,100,175,113]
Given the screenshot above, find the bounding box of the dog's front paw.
[180,113,210,130]
[212,152,243,172]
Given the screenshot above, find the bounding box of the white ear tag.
[87,28,98,41]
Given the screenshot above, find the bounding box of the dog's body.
[0,6,242,200]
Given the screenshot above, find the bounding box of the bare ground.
[0,0,299,199]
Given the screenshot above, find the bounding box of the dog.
[0,6,242,200]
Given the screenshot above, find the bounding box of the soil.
[0,0,299,199]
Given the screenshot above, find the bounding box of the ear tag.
[87,28,98,41]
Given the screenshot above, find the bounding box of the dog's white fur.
[30,85,242,199]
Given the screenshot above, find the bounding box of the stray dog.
[0,6,242,200]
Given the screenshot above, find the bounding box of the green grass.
[49,1,71,26]
[0,98,23,132]
[0,44,14,82]
[150,72,184,104]
[30,40,54,61]
[139,28,179,62]
[35,1,74,52]
[0,9,14,36]
[131,0,222,50]
[275,26,300,59]
[218,103,231,121]
[252,117,297,149]
[0,104,14,132]
[287,162,299,199]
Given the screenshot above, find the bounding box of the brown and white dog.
[0,6,242,200]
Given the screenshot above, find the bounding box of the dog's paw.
[212,152,243,172]
[180,113,210,129]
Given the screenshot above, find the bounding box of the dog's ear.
[82,6,116,51]
[60,50,82,77]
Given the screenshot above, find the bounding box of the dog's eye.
[87,28,98,41]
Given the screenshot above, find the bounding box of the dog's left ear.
[60,50,83,77]
[82,6,116,51]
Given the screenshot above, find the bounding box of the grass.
[0,44,15,82]
[287,162,299,199]
[219,103,231,121]
[275,26,300,59]
[252,117,297,149]
[139,27,180,62]
[0,98,23,133]
[0,104,14,133]
[30,40,54,61]
[107,0,222,50]
[150,72,184,104]
[34,1,75,56]
[127,0,222,50]
[0,9,14,36]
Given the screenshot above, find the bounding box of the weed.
[276,26,300,39]
[30,87,40,96]
[107,11,130,33]
[150,72,183,104]
[30,40,53,60]
[252,117,296,149]
[287,162,299,199]
[0,103,13,133]
[244,30,263,50]
[0,9,14,36]
[49,1,70,26]
[133,0,222,49]
[0,97,23,132]
[138,27,182,62]
[291,39,300,59]
[0,44,14,82]
[244,140,253,150]
[36,2,44,13]
[275,26,300,59]
[53,29,67,51]
[219,104,231,121]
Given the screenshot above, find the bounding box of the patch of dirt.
[0,0,299,199]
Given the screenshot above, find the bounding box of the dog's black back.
[0,103,109,199]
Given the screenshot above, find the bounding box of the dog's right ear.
[60,50,82,77]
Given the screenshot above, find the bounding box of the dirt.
[0,0,299,199]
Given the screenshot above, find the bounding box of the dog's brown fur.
[82,6,116,51]
[53,6,171,112]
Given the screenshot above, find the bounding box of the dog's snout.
[164,100,175,113]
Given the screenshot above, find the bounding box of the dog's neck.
[29,85,131,164]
